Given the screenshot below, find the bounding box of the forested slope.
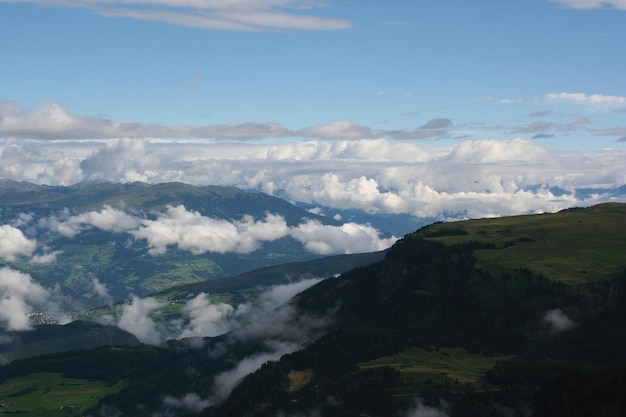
[214,203,626,417]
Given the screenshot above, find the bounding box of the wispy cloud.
[0,0,352,31]
[512,115,590,134]
[546,92,626,106]
[550,0,626,10]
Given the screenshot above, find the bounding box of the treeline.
[211,236,626,417]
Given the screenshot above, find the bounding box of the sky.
[1,0,626,220]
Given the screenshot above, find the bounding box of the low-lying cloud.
[0,267,57,331]
[38,204,397,257]
[103,278,324,346]
[543,308,576,333]
[0,224,36,261]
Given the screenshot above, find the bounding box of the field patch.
[359,347,508,393]
[288,369,315,392]
[0,372,126,416]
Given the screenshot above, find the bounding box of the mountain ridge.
[0,203,625,416]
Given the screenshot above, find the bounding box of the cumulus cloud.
[546,92,626,106]
[2,114,626,223]
[131,206,290,255]
[40,205,140,238]
[29,250,62,265]
[0,224,36,261]
[0,267,52,330]
[0,1,352,32]
[291,220,397,255]
[543,308,576,333]
[36,202,397,257]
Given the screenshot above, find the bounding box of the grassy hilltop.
[415,203,626,283]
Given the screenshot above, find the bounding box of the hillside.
[0,181,364,308]
[415,202,626,283]
[216,203,626,417]
[0,203,625,416]
[0,251,386,362]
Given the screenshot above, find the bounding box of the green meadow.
[359,347,508,393]
[0,373,126,416]
[416,203,626,284]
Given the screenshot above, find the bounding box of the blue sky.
[2,0,625,147]
[0,0,625,220]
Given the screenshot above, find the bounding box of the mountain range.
[0,200,624,416]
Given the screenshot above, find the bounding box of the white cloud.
[291,220,397,255]
[543,308,576,332]
[29,250,62,265]
[550,0,626,9]
[257,278,322,310]
[0,267,51,330]
[0,102,451,142]
[178,293,238,339]
[116,296,166,345]
[211,296,333,403]
[0,224,36,261]
[2,110,626,224]
[92,277,113,306]
[163,393,212,413]
[40,205,140,238]
[0,1,351,32]
[131,206,290,255]
[36,202,397,257]
[297,121,383,140]
[546,92,626,106]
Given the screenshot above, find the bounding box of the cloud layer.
[2,101,626,223]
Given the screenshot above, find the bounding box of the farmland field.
[0,373,126,416]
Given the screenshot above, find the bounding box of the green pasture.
[417,203,626,284]
[0,373,126,416]
[359,346,508,393]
